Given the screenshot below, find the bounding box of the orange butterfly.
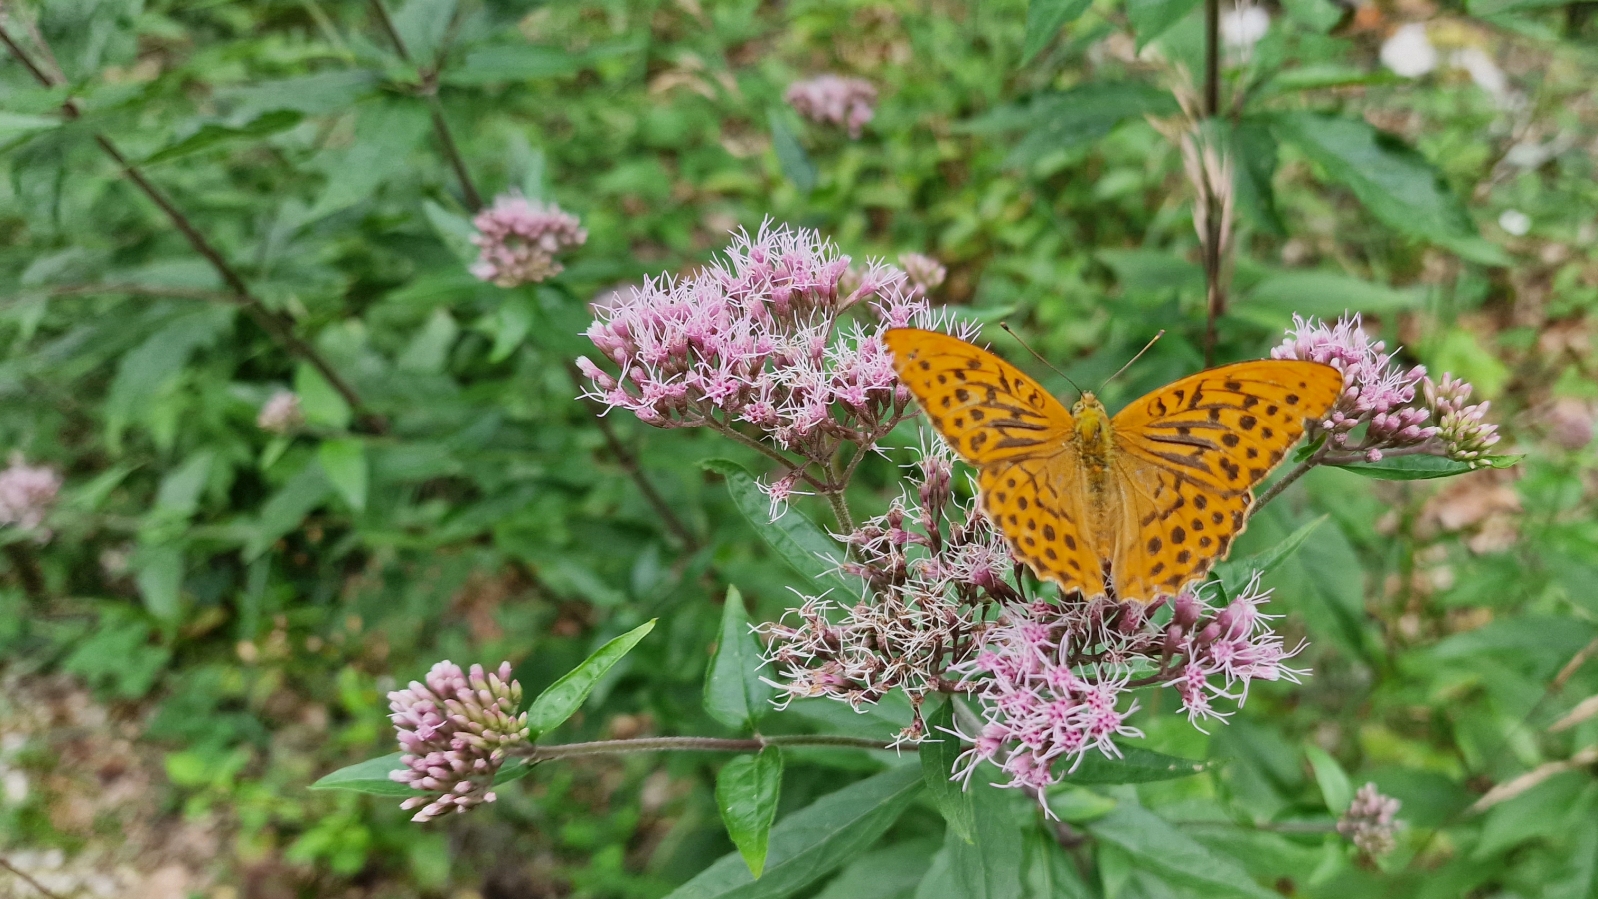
[883,329,1343,603]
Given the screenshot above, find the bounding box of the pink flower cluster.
[581,224,969,506]
[388,661,530,822]
[469,193,587,288]
[898,253,947,293]
[1273,315,1505,467]
[1337,782,1403,856]
[758,444,1015,743]
[948,577,1301,801]
[0,454,61,533]
[256,391,303,434]
[784,75,878,139]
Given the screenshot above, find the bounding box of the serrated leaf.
[717,748,784,878]
[920,699,976,843]
[318,438,368,512]
[1305,746,1354,814]
[769,108,817,193]
[1024,0,1092,63]
[1086,804,1279,899]
[664,764,922,899]
[705,586,775,731]
[526,620,656,737]
[1211,515,1325,596]
[1331,454,1518,480]
[701,459,857,597]
[1060,747,1211,784]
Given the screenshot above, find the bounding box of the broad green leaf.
[217,71,379,119]
[295,362,353,431]
[663,764,923,899]
[1061,747,1211,784]
[1127,0,1202,47]
[926,781,1023,899]
[1430,327,1511,399]
[717,748,784,878]
[1022,828,1095,898]
[1212,515,1326,596]
[1044,785,1118,823]
[134,545,185,623]
[0,111,63,148]
[705,586,775,731]
[1271,113,1479,249]
[813,840,939,899]
[1097,249,1204,297]
[1279,0,1346,30]
[489,295,535,363]
[308,101,430,220]
[391,0,457,64]
[1024,0,1092,62]
[527,620,656,737]
[920,699,976,843]
[1086,804,1279,899]
[769,108,817,193]
[1244,271,1421,319]
[106,306,235,440]
[245,458,332,559]
[1228,121,1285,236]
[445,44,582,85]
[144,110,303,164]
[701,459,856,597]
[1331,454,1519,480]
[422,200,479,264]
[1305,746,1354,814]
[155,450,215,517]
[318,438,368,513]
[396,309,460,374]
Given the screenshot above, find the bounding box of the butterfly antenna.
[999,322,1083,395]
[1098,330,1166,391]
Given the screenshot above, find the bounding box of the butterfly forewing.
[882,329,1073,465]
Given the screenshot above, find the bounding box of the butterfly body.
[884,328,1343,603]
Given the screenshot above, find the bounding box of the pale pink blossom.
[0,455,60,533]
[469,193,586,288]
[256,391,303,434]
[1338,783,1403,856]
[785,75,877,139]
[388,661,530,822]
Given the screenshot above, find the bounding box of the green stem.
[515,733,906,760]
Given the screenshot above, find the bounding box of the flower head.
[1337,783,1403,856]
[898,253,947,293]
[1425,374,1502,467]
[388,661,530,822]
[469,193,587,288]
[785,75,878,139]
[0,455,61,534]
[256,391,303,435]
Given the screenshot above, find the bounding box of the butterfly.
[883,328,1343,603]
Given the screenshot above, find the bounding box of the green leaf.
[217,71,379,119]
[1022,828,1095,898]
[526,620,656,737]
[701,459,857,597]
[0,111,63,148]
[154,450,215,517]
[1271,112,1479,250]
[717,748,784,878]
[813,840,940,899]
[1060,747,1211,784]
[965,83,1176,169]
[1228,121,1284,236]
[307,101,430,220]
[1244,270,1421,320]
[928,781,1023,899]
[396,309,460,374]
[1305,746,1354,814]
[445,44,581,85]
[134,545,185,623]
[705,586,775,731]
[294,363,353,431]
[245,457,332,560]
[1331,454,1519,480]
[423,199,480,264]
[144,110,303,165]
[1127,0,1203,47]
[390,0,457,64]
[1097,249,1204,297]
[1023,0,1092,62]
[489,295,535,363]
[769,108,817,194]
[1086,804,1280,899]
[663,764,922,899]
[920,699,976,843]
[1212,515,1326,596]
[1041,785,1118,823]
[105,306,235,440]
[317,438,368,513]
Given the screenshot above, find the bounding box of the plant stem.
[1200,0,1224,368]
[514,733,908,760]
[824,488,855,534]
[366,0,483,210]
[1250,458,1317,513]
[0,24,380,432]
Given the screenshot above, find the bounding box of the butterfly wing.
[884,328,1103,595]
[1106,359,1343,600]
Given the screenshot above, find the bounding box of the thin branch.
[0,856,67,899]
[571,372,701,551]
[0,23,381,432]
[1250,457,1318,513]
[513,733,908,761]
[823,488,856,535]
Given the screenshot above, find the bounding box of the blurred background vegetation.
[1,0,1597,896]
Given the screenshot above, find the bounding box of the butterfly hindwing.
[1109,458,1252,601]
[883,329,1073,465]
[978,456,1102,597]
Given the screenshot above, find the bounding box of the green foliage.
[2,0,1594,894]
